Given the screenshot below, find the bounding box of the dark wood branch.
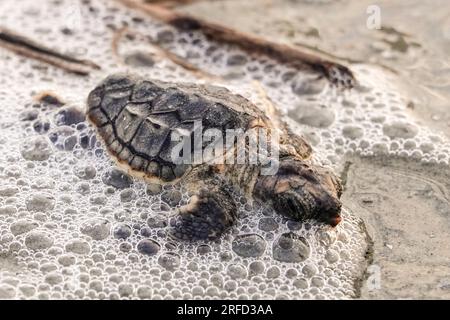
[117,0,356,87]
[0,27,100,76]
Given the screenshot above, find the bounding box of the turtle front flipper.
[170,180,237,241]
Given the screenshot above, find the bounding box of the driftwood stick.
[117,0,356,87]
[0,27,100,76]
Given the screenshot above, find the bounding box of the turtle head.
[254,159,342,226]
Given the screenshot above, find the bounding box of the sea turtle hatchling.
[87,74,343,240]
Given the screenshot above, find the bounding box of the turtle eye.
[282,197,300,219]
[273,192,307,221]
[286,198,297,214]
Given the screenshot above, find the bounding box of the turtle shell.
[87,74,270,183]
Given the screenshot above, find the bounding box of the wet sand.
[341,156,450,299]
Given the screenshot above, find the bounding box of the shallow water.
[0,0,448,299]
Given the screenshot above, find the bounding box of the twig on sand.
[141,0,206,9]
[147,38,219,80]
[0,27,100,76]
[34,91,65,107]
[112,26,219,80]
[111,26,130,64]
[116,0,356,87]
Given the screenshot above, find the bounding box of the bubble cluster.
[1,0,447,300]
